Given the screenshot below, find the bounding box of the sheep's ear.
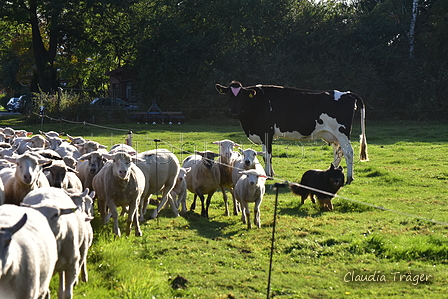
[37,158,52,166]
[212,141,220,145]
[185,167,191,173]
[330,163,335,170]
[212,153,220,158]
[89,190,96,198]
[66,166,78,173]
[3,156,18,164]
[256,151,265,156]
[98,144,107,149]
[9,214,27,235]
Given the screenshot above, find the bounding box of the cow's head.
[215,81,256,118]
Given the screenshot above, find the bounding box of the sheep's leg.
[205,192,215,218]
[127,202,142,236]
[64,266,78,299]
[139,194,151,222]
[254,199,261,228]
[230,188,240,216]
[195,190,207,217]
[107,200,121,236]
[178,191,188,213]
[244,201,252,229]
[220,185,230,216]
[190,194,197,211]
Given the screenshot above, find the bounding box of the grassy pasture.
[2,116,448,298]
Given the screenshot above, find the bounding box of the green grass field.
[2,115,448,298]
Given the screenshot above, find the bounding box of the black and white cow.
[215,81,368,184]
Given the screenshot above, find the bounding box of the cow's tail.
[355,94,369,162]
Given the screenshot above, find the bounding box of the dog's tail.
[289,183,303,196]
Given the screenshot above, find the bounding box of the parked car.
[7,97,22,112]
[90,98,139,110]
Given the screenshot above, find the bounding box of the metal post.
[267,182,287,299]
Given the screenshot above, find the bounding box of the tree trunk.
[29,3,57,92]
[409,0,419,58]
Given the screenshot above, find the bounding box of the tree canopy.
[1,0,447,119]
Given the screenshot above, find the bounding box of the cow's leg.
[339,137,354,184]
[262,141,274,178]
[332,143,343,167]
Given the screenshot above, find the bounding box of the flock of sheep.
[0,127,267,298]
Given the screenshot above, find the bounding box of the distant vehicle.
[7,97,22,112]
[90,98,139,110]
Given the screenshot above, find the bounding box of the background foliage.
[1,0,447,119]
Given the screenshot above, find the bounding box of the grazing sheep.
[231,148,266,186]
[136,149,180,220]
[76,151,107,191]
[92,152,146,236]
[183,151,221,218]
[233,169,267,229]
[44,160,83,192]
[1,153,51,205]
[170,167,190,214]
[0,204,58,299]
[213,139,241,216]
[290,164,344,211]
[22,187,89,299]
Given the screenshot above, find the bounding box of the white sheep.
[66,134,86,146]
[75,140,108,155]
[22,187,89,299]
[213,139,241,216]
[233,169,267,229]
[0,178,4,205]
[92,152,146,236]
[136,149,180,220]
[44,160,83,192]
[0,204,58,299]
[183,151,221,218]
[232,148,266,186]
[11,135,47,154]
[170,167,190,214]
[76,151,106,191]
[1,153,51,205]
[109,143,137,154]
[66,189,95,282]
[55,142,82,160]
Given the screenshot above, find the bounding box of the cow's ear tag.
[249,93,253,98]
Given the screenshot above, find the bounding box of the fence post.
[267,182,287,299]
[126,130,133,146]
